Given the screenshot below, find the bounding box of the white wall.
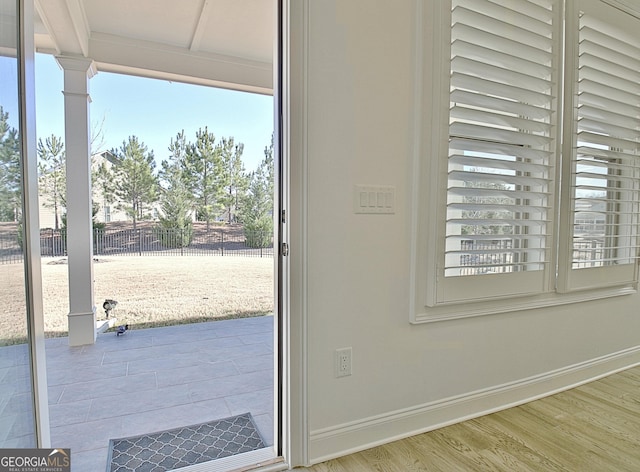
[291,0,640,464]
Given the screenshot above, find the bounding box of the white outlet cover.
[335,347,352,377]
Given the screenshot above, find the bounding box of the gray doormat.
[107,412,265,472]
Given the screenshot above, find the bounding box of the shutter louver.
[445,0,557,278]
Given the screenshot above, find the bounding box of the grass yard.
[0,256,274,345]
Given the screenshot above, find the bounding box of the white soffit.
[195,0,273,62]
[84,0,201,49]
[34,0,274,94]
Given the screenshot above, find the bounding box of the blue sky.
[34,54,274,172]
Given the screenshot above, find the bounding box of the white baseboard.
[308,346,640,464]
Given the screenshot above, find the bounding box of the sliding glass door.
[0,0,36,447]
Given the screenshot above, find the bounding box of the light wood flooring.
[298,365,640,472]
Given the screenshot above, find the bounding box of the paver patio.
[45,315,275,471]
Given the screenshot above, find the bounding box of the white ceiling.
[34,0,275,94]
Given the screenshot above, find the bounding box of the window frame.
[410,0,640,324]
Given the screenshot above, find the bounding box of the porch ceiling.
[33,0,274,94]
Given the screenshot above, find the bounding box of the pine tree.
[167,130,189,169]
[218,137,248,224]
[37,135,66,230]
[239,137,274,247]
[157,131,194,247]
[159,130,190,193]
[157,163,193,247]
[184,127,224,231]
[112,136,158,230]
[0,106,22,222]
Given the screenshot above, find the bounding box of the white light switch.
[354,185,396,214]
[359,191,368,207]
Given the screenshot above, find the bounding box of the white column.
[56,56,97,346]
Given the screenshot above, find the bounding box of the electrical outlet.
[335,347,352,377]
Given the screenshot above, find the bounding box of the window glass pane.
[0,0,36,447]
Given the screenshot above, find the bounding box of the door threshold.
[172,447,285,472]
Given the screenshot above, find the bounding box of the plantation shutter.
[434,0,559,305]
[559,0,640,291]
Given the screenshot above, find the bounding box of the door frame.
[277,0,309,468]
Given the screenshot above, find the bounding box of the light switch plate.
[354,185,395,214]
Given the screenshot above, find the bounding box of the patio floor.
[45,315,275,472]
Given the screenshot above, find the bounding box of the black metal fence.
[0,227,274,263]
[459,239,514,275]
[0,232,23,264]
[459,237,608,273]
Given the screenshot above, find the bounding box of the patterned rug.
[107,412,265,472]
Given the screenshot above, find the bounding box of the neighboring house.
[37,199,57,231]
[90,150,130,225]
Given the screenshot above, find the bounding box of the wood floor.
[298,365,640,472]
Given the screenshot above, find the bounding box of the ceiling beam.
[34,0,86,56]
[64,0,90,56]
[190,0,213,52]
[34,0,61,54]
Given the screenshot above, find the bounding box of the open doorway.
[35,60,279,470]
[32,2,283,468]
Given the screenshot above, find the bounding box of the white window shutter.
[558,0,640,292]
[433,0,560,305]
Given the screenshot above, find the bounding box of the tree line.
[0,106,22,223]
[1,107,274,246]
